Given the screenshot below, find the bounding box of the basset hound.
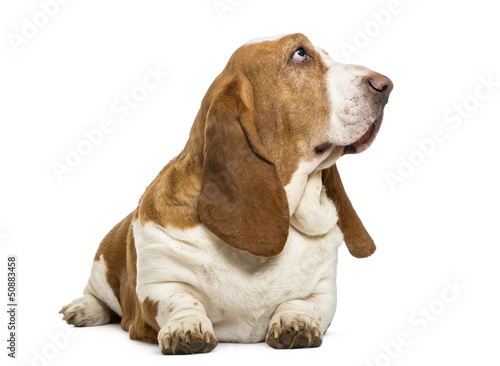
[60,33,392,354]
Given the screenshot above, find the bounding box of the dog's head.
[196,33,392,257]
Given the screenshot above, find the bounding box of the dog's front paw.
[158,315,218,355]
[266,312,323,349]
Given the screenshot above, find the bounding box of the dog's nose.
[366,73,393,95]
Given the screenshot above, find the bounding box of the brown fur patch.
[322,164,376,258]
[197,77,290,257]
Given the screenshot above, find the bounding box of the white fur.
[85,254,123,317]
[284,145,344,216]
[290,170,338,237]
[284,160,319,215]
[133,211,342,343]
[315,47,380,146]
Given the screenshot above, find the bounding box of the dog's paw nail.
[62,312,76,321]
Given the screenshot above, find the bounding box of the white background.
[1,0,499,365]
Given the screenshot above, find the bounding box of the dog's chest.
[137,222,342,342]
[195,227,341,342]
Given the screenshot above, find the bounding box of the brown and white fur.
[60,33,393,354]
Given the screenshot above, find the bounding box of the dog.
[60,33,392,354]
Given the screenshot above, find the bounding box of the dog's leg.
[266,278,337,349]
[139,284,218,355]
[134,221,218,354]
[60,256,121,327]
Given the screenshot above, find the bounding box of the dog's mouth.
[343,118,382,155]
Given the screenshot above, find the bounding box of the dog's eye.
[292,48,307,63]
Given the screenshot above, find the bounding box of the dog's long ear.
[197,79,289,257]
[322,164,376,258]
